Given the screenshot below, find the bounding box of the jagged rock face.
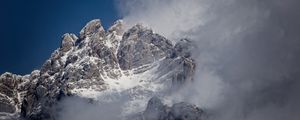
[0,72,33,119]
[174,38,194,58]
[142,97,169,120]
[131,96,205,120]
[117,24,173,70]
[60,33,77,52]
[0,73,19,115]
[0,19,198,120]
[79,19,105,39]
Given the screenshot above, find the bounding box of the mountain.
[0,19,204,120]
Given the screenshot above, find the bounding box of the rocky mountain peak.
[60,33,78,52]
[79,19,105,39]
[118,23,173,70]
[174,38,194,58]
[108,19,125,36]
[0,19,201,120]
[0,72,30,119]
[131,96,205,120]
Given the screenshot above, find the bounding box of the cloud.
[117,0,300,120]
[116,0,206,40]
[56,96,125,120]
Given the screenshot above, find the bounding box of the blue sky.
[0,0,120,75]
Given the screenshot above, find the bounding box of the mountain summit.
[0,19,204,120]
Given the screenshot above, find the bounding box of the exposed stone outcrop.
[130,96,205,120]
[60,33,78,52]
[0,19,197,120]
[117,24,173,70]
[79,19,105,39]
[0,71,34,119]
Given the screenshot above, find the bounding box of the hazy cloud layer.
[116,0,206,41]
[56,1,300,120]
[117,0,300,120]
[56,96,126,120]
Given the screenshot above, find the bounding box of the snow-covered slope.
[0,19,200,120]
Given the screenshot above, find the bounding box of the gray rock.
[36,85,47,98]
[169,102,205,120]
[0,72,31,119]
[65,54,78,66]
[143,96,169,120]
[140,97,205,120]
[21,19,111,120]
[60,33,77,52]
[1,19,198,120]
[79,19,105,39]
[0,95,16,113]
[117,24,173,70]
[108,20,124,36]
[174,38,194,58]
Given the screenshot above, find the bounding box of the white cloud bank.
[117,0,300,120]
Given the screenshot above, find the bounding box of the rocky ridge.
[129,96,205,120]
[0,19,201,120]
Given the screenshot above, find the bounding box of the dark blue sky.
[0,0,120,75]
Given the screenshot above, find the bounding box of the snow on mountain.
[0,19,202,120]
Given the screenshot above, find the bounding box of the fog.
[117,0,300,120]
[57,0,300,120]
[56,96,127,120]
